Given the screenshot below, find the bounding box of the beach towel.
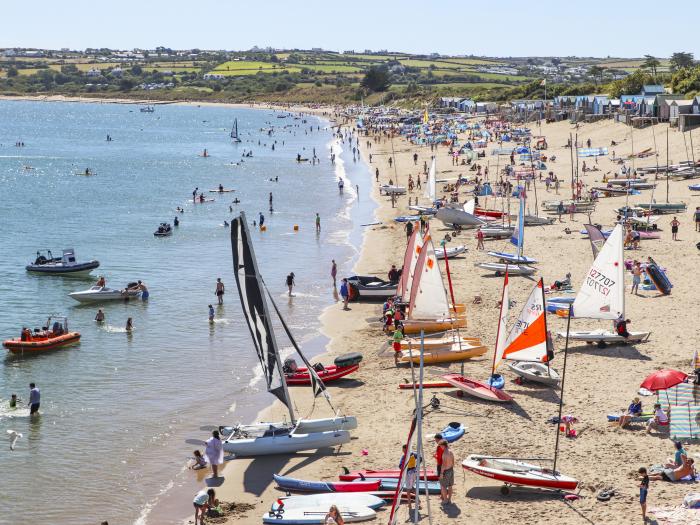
[650,506,700,525]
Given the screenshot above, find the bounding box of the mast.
[490,269,509,379]
[540,278,551,373]
[568,133,575,201]
[666,128,670,204]
[552,304,572,473]
[440,239,462,347]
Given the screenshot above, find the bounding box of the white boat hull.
[223,429,351,456]
[507,362,560,386]
[463,455,578,491]
[556,329,651,344]
[435,245,467,259]
[435,207,485,227]
[263,506,376,524]
[68,287,141,303]
[487,251,538,265]
[272,493,384,511]
[476,263,536,275]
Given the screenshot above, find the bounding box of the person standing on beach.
[204,430,223,478]
[405,220,414,241]
[638,467,649,522]
[340,278,350,310]
[631,262,642,295]
[215,278,225,305]
[671,216,680,240]
[286,272,295,296]
[375,167,379,182]
[316,213,321,233]
[476,229,485,250]
[193,488,218,525]
[439,440,455,506]
[331,260,337,286]
[695,207,700,232]
[434,433,444,476]
[28,383,40,415]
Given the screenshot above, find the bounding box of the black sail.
[231,213,290,410]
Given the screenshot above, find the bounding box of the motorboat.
[3,316,80,353]
[154,223,172,237]
[69,285,141,303]
[283,353,362,386]
[476,262,536,276]
[435,244,466,259]
[507,362,560,386]
[462,455,578,493]
[26,248,99,276]
[346,275,397,299]
[140,105,155,113]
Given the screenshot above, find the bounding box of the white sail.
[408,234,450,319]
[502,279,548,362]
[572,224,625,320]
[402,229,425,299]
[425,158,436,202]
[492,271,510,370]
[463,199,476,215]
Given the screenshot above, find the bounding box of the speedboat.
[346,276,397,299]
[26,249,99,276]
[69,285,141,303]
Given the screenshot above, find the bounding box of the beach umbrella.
[640,369,688,391]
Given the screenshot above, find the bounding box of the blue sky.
[3,0,698,58]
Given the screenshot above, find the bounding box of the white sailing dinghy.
[557,224,651,345]
[503,279,560,386]
[401,233,467,335]
[486,194,538,265]
[219,213,353,456]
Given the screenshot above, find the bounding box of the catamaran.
[230,118,242,143]
[557,224,651,345]
[217,213,355,456]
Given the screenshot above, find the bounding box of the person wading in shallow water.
[215,278,225,305]
[286,272,295,296]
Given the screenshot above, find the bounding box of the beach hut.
[669,100,694,124]
[458,99,475,113]
[593,96,610,115]
[641,84,665,96]
[692,96,700,115]
[656,95,687,121]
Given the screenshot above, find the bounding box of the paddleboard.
[272,493,385,511]
[208,189,234,193]
[263,506,375,524]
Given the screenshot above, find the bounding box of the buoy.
[293,225,299,231]
[261,225,267,232]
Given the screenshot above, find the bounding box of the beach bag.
[683,493,700,508]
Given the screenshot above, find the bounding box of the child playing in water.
[191,450,207,469]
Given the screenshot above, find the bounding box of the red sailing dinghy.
[441,270,514,403]
[462,455,579,493]
[283,353,362,386]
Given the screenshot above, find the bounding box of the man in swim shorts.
[439,440,454,505]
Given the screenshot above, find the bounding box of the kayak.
[273,474,380,493]
[285,364,359,386]
[340,469,438,482]
[440,422,466,443]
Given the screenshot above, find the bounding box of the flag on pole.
[540,79,547,87]
[423,109,429,124]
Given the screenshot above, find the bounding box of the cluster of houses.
[439,84,700,129]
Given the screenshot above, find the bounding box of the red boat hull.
[398,381,451,389]
[3,332,81,353]
[475,208,506,218]
[340,469,439,481]
[462,463,578,491]
[285,364,359,385]
[442,373,513,402]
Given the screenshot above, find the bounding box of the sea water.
[0,100,374,523]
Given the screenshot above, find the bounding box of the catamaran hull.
[556,330,651,344]
[462,455,578,491]
[224,430,351,456]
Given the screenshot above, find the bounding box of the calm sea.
[0,100,374,524]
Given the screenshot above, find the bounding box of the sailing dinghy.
[219,213,353,456]
[486,195,538,265]
[462,455,578,493]
[556,224,651,345]
[502,279,560,386]
[230,118,242,143]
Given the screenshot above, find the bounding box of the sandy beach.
[175,109,700,525]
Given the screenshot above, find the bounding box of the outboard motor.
[283,358,298,373]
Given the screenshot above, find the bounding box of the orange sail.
[501,279,548,363]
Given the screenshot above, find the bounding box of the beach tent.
[658,382,700,409]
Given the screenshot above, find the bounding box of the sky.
[3,0,698,58]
